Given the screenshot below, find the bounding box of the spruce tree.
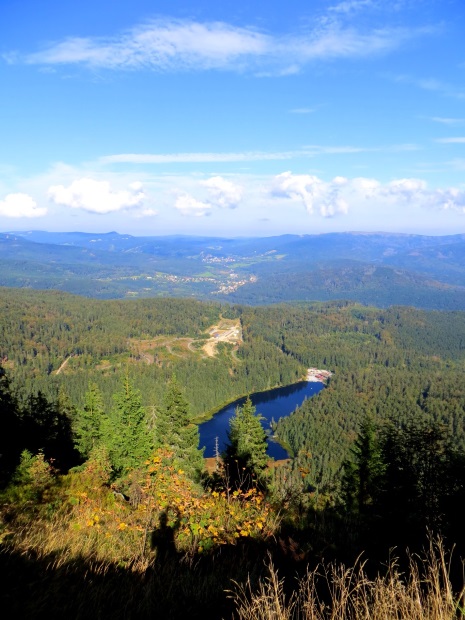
[75,382,105,458]
[223,396,269,489]
[341,416,385,515]
[154,377,204,479]
[108,376,152,476]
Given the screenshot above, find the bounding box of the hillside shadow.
[0,537,279,620]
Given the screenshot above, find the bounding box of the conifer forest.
[1,286,465,617]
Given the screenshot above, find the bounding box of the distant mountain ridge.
[2,230,465,309]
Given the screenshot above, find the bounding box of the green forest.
[1,287,465,618]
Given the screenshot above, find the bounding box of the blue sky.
[1,0,464,236]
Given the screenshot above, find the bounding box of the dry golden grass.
[232,538,465,620]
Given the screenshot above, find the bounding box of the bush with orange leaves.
[140,448,278,554]
[1,447,279,564]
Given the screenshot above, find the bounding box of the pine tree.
[223,396,269,489]
[75,382,105,458]
[108,376,152,476]
[154,377,204,479]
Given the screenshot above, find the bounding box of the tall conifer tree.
[223,396,268,489]
[75,382,105,458]
[154,377,204,479]
[108,376,152,475]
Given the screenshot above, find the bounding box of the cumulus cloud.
[271,173,465,215]
[201,176,243,209]
[0,193,47,218]
[174,194,211,217]
[272,172,349,217]
[18,16,428,75]
[48,178,145,214]
[173,176,243,217]
[134,208,158,218]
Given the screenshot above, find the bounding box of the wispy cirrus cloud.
[11,17,431,74]
[328,0,376,14]
[430,117,465,125]
[100,143,418,166]
[100,150,300,164]
[393,74,465,100]
[435,137,465,144]
[289,107,316,114]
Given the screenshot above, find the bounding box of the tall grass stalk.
[232,538,465,620]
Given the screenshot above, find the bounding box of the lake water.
[199,381,324,460]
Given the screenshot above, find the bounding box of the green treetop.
[223,396,269,489]
[107,376,152,476]
[154,377,204,479]
[74,382,105,458]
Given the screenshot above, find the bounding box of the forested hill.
[2,287,465,486]
[3,230,465,309]
[0,287,304,416]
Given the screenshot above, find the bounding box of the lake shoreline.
[192,373,319,425]
[198,379,325,460]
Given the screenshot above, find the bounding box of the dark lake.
[199,381,324,460]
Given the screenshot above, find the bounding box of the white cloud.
[271,173,465,215]
[383,178,427,200]
[394,75,465,100]
[100,143,416,166]
[271,172,349,217]
[435,137,465,144]
[430,117,465,125]
[436,188,465,211]
[329,0,375,13]
[134,208,158,218]
[48,178,145,214]
[174,194,211,217]
[173,176,243,217]
[350,177,381,198]
[201,176,243,209]
[0,193,47,218]
[100,150,301,164]
[19,17,428,75]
